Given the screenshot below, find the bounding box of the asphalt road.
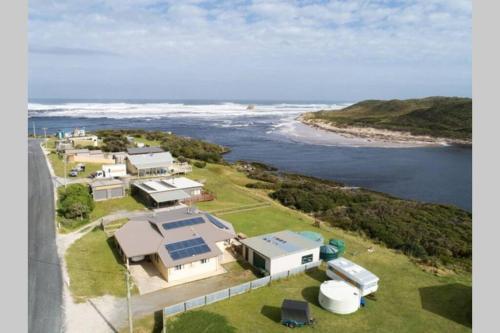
[28,140,63,333]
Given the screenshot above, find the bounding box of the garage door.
[109,187,124,198]
[253,252,266,271]
[93,189,107,201]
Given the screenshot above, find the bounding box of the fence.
[163,260,321,318]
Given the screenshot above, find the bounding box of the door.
[253,252,266,271]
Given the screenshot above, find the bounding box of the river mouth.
[28,100,472,211]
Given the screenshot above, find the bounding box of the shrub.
[193,161,207,168]
[58,184,94,220]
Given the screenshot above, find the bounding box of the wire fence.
[163,260,321,318]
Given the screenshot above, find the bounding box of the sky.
[28,0,472,101]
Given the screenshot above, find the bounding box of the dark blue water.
[28,112,471,211]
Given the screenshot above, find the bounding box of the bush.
[193,161,207,168]
[58,184,94,220]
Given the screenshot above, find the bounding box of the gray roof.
[127,152,174,169]
[65,149,89,155]
[90,179,124,189]
[127,146,165,155]
[150,189,190,203]
[114,207,236,268]
[240,230,320,259]
[327,258,379,286]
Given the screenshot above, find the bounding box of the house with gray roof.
[240,230,321,275]
[126,152,174,177]
[114,207,236,285]
[131,177,205,208]
[127,146,165,155]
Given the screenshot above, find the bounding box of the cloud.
[28,0,471,99]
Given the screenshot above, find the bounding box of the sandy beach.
[297,114,472,147]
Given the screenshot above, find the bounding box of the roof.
[163,177,203,189]
[114,220,164,257]
[114,207,236,268]
[327,258,379,286]
[150,189,190,203]
[90,179,124,189]
[240,230,320,259]
[127,152,174,169]
[127,146,165,155]
[65,149,89,155]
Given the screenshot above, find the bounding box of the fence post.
[228,288,231,299]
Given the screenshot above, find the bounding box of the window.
[174,264,183,270]
[301,254,313,264]
[201,259,208,264]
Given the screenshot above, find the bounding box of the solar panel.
[205,214,229,230]
[162,217,205,230]
[165,237,211,261]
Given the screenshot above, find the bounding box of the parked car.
[76,163,85,172]
[281,299,315,328]
[69,170,78,177]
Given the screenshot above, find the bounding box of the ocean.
[28,100,472,211]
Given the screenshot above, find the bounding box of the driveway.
[28,139,64,333]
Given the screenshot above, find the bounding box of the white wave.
[27,102,349,120]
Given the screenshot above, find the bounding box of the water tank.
[320,245,339,261]
[329,239,346,255]
[318,280,361,315]
[297,231,324,244]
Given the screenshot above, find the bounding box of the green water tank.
[320,245,340,261]
[329,239,346,255]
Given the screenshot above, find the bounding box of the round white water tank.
[318,280,361,315]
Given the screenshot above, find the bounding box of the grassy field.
[48,151,102,178]
[127,163,471,333]
[65,227,138,302]
[90,196,147,220]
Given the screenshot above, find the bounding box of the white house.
[240,230,321,275]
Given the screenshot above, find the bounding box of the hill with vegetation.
[301,97,472,142]
[239,161,472,271]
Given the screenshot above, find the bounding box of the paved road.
[28,140,63,333]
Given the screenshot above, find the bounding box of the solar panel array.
[165,237,211,260]
[162,217,205,230]
[205,214,229,230]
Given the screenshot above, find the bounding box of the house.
[90,179,126,201]
[65,149,115,164]
[112,152,128,164]
[69,135,99,147]
[127,146,165,155]
[240,230,321,275]
[131,177,205,208]
[114,207,236,285]
[126,152,174,177]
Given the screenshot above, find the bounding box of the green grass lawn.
[129,162,471,333]
[65,227,137,302]
[90,196,147,220]
[48,152,102,178]
[134,137,162,147]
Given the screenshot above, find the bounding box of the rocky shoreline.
[297,114,472,147]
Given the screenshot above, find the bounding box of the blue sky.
[28,0,471,101]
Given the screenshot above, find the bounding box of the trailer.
[280,299,315,328]
[326,258,379,296]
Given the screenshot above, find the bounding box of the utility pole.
[64,155,67,188]
[126,258,133,333]
[32,121,36,138]
[43,128,47,147]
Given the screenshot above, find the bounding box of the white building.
[131,177,204,208]
[240,230,321,275]
[101,163,127,178]
[326,258,379,296]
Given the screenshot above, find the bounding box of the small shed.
[240,230,321,275]
[90,179,126,201]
